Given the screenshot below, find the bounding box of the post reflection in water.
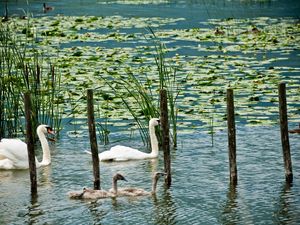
[220,183,239,225]
[273,182,298,224]
[152,189,177,225]
[27,196,43,225]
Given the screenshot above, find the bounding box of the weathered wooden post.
[160,89,172,187]
[87,89,100,190]
[24,92,38,196]
[226,89,237,185]
[278,82,293,183]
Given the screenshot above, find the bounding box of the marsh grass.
[104,74,159,146]
[101,29,181,147]
[149,28,181,147]
[0,20,62,139]
[96,99,110,145]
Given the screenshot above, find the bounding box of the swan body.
[68,187,113,199]
[110,172,165,197]
[0,125,54,170]
[68,174,127,199]
[86,118,160,162]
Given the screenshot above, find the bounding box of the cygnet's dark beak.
[156,172,167,177]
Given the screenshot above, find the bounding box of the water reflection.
[26,196,43,225]
[86,200,108,225]
[220,184,238,225]
[273,182,295,224]
[152,189,177,225]
[38,165,52,187]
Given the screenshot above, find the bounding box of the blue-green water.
[1,0,300,224]
[1,125,300,224]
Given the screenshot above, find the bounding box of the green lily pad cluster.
[3,14,300,133]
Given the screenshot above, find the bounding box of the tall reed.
[0,20,62,139]
[102,30,181,147]
[149,29,181,147]
[104,74,159,146]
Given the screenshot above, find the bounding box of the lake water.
[1,125,300,224]
[1,0,300,224]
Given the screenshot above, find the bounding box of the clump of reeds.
[0,19,62,139]
[150,29,181,147]
[101,29,181,147]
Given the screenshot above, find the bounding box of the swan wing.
[102,145,150,161]
[0,139,30,169]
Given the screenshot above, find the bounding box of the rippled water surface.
[1,0,300,224]
[1,125,300,224]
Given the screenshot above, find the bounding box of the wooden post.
[278,82,293,183]
[226,89,237,185]
[160,89,172,187]
[24,92,37,196]
[87,89,100,190]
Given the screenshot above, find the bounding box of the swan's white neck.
[37,127,51,166]
[149,124,159,158]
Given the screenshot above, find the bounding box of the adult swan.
[0,125,54,169]
[87,118,160,162]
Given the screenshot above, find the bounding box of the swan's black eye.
[46,126,52,131]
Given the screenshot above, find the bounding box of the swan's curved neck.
[37,129,51,166]
[149,124,159,157]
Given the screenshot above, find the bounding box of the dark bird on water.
[43,3,54,13]
[289,123,300,134]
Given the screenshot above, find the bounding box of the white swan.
[110,172,165,197]
[68,173,127,199]
[85,118,160,162]
[0,125,54,170]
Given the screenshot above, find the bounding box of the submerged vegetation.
[0,13,299,140]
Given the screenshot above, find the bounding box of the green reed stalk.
[103,78,157,146]
[149,29,181,147]
[0,18,62,138]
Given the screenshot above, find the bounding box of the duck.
[43,3,54,13]
[214,27,225,35]
[85,118,160,161]
[289,123,300,134]
[0,125,54,170]
[68,173,127,199]
[110,172,165,197]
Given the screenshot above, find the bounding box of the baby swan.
[68,174,127,199]
[68,187,112,199]
[110,172,165,197]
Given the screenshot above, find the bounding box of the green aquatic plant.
[0,19,62,139]
[103,72,159,146]
[149,29,181,147]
